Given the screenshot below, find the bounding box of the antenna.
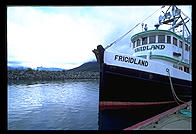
[144,24,148,31]
[154,23,160,30]
[141,23,144,31]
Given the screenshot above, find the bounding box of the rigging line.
[176,6,192,21]
[105,23,140,50]
[180,16,191,35]
[140,7,162,24]
[105,6,163,50]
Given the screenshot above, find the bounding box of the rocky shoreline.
[8,70,100,81]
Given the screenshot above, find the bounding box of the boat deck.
[124,101,192,130]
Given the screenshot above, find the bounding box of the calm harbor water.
[8,79,176,130]
[8,79,99,130]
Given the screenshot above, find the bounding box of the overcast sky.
[7,6,192,69]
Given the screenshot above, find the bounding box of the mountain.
[36,67,66,71]
[8,66,66,71]
[8,66,29,71]
[68,61,99,72]
[8,61,99,72]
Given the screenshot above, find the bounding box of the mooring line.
[166,68,186,105]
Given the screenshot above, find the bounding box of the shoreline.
[8,70,100,81]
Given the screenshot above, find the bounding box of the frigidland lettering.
[135,45,165,52]
[114,55,148,67]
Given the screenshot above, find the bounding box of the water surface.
[8,79,99,130]
[8,79,176,130]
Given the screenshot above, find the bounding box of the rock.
[8,70,100,81]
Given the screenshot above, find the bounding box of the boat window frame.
[184,66,190,73]
[133,41,136,49]
[185,43,189,51]
[158,35,165,43]
[173,37,178,46]
[136,38,141,47]
[166,36,171,44]
[142,37,148,45]
[149,35,156,44]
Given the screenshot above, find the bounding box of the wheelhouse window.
[173,37,177,46]
[133,41,136,48]
[167,36,171,43]
[136,39,141,47]
[158,35,165,43]
[185,44,189,51]
[149,36,156,44]
[184,66,190,73]
[142,37,147,45]
[179,40,183,48]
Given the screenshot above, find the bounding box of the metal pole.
[190,28,192,75]
[189,6,192,75]
[182,22,184,62]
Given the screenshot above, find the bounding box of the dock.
[124,101,192,130]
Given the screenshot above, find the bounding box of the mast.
[159,5,191,73]
[189,9,192,75]
[181,20,185,63]
[190,34,192,75]
[172,6,177,33]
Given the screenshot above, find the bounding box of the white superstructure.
[104,5,192,82]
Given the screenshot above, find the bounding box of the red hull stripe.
[124,101,192,130]
[99,101,176,110]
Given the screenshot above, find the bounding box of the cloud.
[8,7,114,69]
[7,6,191,69]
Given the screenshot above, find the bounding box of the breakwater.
[8,70,100,80]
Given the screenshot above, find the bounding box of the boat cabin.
[131,30,191,73]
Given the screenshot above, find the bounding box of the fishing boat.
[93,6,192,110]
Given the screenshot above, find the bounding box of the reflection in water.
[8,79,99,130]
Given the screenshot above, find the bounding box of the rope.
[105,23,140,50]
[166,68,186,105]
[105,6,163,50]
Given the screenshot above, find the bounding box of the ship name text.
[135,44,165,53]
[114,55,148,67]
